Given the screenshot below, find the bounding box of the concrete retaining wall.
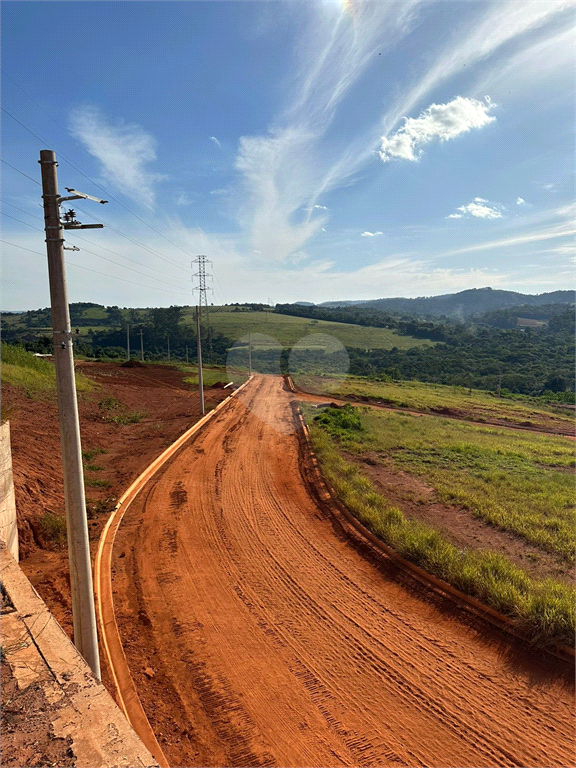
[0,421,18,561]
[1,547,158,767]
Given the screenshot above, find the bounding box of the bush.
[38,511,67,548]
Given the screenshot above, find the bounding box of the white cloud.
[446,213,462,219]
[474,197,488,203]
[210,136,221,147]
[315,1,571,199]
[454,201,503,219]
[472,23,575,100]
[314,204,328,210]
[380,1,573,138]
[516,197,526,205]
[69,105,164,208]
[361,231,383,237]
[379,96,495,162]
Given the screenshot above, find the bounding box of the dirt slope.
[5,361,227,637]
[112,376,574,768]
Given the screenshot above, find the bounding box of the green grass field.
[295,374,574,433]
[1,343,94,396]
[182,308,434,350]
[306,404,575,646]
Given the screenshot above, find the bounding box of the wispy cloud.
[516,197,526,206]
[379,96,495,162]
[314,1,572,202]
[210,136,221,147]
[69,105,164,208]
[235,1,422,260]
[361,231,383,237]
[175,191,194,206]
[444,220,575,256]
[314,204,328,210]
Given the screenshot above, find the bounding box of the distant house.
[516,317,548,328]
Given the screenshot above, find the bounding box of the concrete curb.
[94,376,254,766]
[292,403,575,665]
[1,547,158,768]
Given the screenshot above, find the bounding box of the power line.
[67,231,185,282]
[1,210,188,290]
[2,92,209,264]
[2,69,74,138]
[0,239,191,297]
[64,238,191,291]
[0,199,43,221]
[1,106,51,148]
[0,158,42,185]
[1,211,44,231]
[1,153,192,275]
[68,202,190,273]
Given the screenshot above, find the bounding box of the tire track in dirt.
[113,375,574,768]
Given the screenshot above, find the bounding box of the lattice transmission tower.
[192,255,214,361]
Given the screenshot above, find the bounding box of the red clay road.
[112,375,574,768]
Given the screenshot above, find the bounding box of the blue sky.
[2,0,574,309]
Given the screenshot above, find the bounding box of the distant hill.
[322,288,575,318]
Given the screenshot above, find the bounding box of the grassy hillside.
[294,374,575,433]
[1,343,93,397]
[180,307,434,350]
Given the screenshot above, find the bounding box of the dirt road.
[112,375,574,767]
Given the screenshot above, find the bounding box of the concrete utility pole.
[139,328,144,363]
[39,150,101,678]
[248,332,252,376]
[126,323,130,361]
[196,306,205,415]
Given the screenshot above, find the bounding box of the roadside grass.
[306,411,575,647]
[85,478,112,488]
[86,496,117,519]
[295,374,574,433]
[1,342,94,396]
[314,405,575,562]
[82,447,107,462]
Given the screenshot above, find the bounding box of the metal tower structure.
[192,255,214,361]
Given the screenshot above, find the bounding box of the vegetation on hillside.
[5,294,574,398]
[278,303,575,397]
[3,302,432,361]
[320,287,575,318]
[1,343,93,396]
[294,375,575,433]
